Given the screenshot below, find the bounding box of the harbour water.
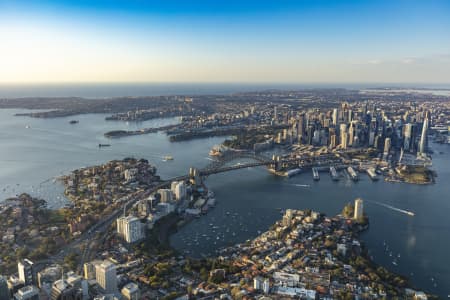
[0,109,449,297]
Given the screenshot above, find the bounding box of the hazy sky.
[1,0,450,84]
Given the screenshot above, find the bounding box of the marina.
[347,166,359,181]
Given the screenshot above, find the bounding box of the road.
[36,152,345,271]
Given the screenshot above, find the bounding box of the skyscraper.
[95,261,117,294]
[117,216,145,243]
[403,123,412,151]
[332,108,338,126]
[18,259,34,286]
[354,198,364,220]
[171,181,186,201]
[418,113,429,156]
[383,137,391,155]
[341,132,348,149]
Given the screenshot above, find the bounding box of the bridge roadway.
[36,152,342,269]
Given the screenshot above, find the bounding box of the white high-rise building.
[419,113,429,155]
[95,261,117,294]
[117,216,145,243]
[158,189,173,203]
[253,277,263,290]
[262,278,270,294]
[348,124,354,147]
[354,198,364,220]
[403,123,412,151]
[18,259,34,286]
[383,137,391,155]
[332,108,338,126]
[171,181,186,201]
[83,260,102,280]
[341,132,348,149]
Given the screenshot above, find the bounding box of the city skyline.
[1,0,450,84]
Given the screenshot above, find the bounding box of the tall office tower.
[117,216,144,243]
[171,181,186,201]
[158,189,173,203]
[339,123,347,143]
[83,261,102,280]
[95,261,117,294]
[354,198,364,220]
[341,132,348,149]
[312,130,321,145]
[13,286,39,300]
[368,131,375,147]
[332,108,338,126]
[297,115,304,139]
[292,122,298,137]
[262,278,270,294]
[348,109,353,123]
[306,126,314,145]
[374,135,382,150]
[383,137,391,155]
[329,134,337,149]
[253,277,263,290]
[419,113,429,155]
[403,123,412,151]
[121,282,140,300]
[273,106,277,122]
[18,259,34,286]
[348,123,355,147]
[0,275,9,300]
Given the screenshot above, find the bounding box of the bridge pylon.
[189,167,202,186]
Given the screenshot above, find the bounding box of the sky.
[0,0,450,84]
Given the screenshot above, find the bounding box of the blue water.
[1,83,449,98]
[0,108,449,297]
[171,150,450,297]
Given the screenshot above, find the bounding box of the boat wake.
[288,183,311,188]
[367,200,415,216]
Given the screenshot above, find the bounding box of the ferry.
[406,211,415,217]
[330,166,339,181]
[163,155,174,161]
[69,120,79,124]
[25,125,31,129]
[98,144,111,148]
[312,168,320,181]
[286,168,302,177]
[367,168,379,181]
[347,166,359,181]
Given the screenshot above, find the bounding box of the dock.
[367,168,379,181]
[347,166,359,181]
[312,168,320,181]
[330,166,339,181]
